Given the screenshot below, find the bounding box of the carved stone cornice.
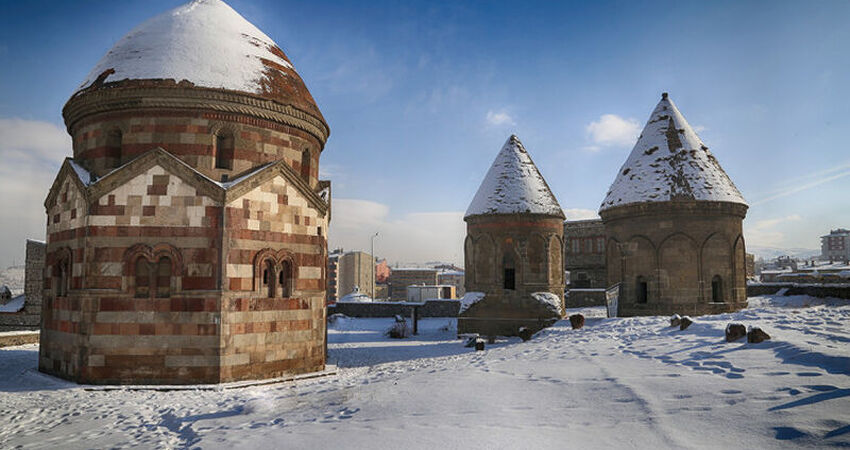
[63,84,330,148]
[599,200,749,222]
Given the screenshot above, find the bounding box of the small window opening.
[215,133,234,170]
[300,149,311,181]
[636,276,648,304]
[280,260,292,297]
[503,252,516,290]
[56,258,70,297]
[711,275,724,302]
[156,257,171,298]
[106,129,122,168]
[264,260,275,297]
[135,258,150,298]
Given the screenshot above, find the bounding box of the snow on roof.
[75,0,294,97]
[68,159,92,185]
[0,294,25,313]
[465,135,564,218]
[600,93,747,212]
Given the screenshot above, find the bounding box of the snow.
[465,135,564,218]
[1,294,848,448]
[458,291,485,314]
[75,0,294,96]
[530,291,563,316]
[0,294,25,313]
[336,287,373,303]
[600,94,747,211]
[68,159,92,185]
[0,265,24,296]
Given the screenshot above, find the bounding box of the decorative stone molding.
[63,84,330,148]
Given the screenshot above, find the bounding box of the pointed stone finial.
[661,92,669,100]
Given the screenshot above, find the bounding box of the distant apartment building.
[406,284,456,302]
[563,219,607,306]
[338,251,375,300]
[389,268,439,302]
[437,270,465,297]
[327,249,344,304]
[375,259,390,283]
[821,229,850,262]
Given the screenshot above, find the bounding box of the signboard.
[605,283,620,318]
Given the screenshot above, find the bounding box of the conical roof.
[73,0,323,119]
[599,93,746,212]
[465,135,564,219]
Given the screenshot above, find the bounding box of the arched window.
[135,257,151,298]
[300,149,311,182]
[636,276,648,304]
[106,129,122,168]
[279,259,293,298]
[215,132,234,170]
[55,257,70,297]
[156,257,172,298]
[503,251,516,290]
[263,259,276,297]
[711,275,724,303]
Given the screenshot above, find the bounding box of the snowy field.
[1,294,848,449]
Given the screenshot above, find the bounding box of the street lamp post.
[371,232,379,300]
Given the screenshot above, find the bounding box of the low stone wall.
[328,300,460,318]
[566,289,605,308]
[0,331,39,347]
[747,283,850,299]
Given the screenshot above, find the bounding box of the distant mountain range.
[748,246,820,261]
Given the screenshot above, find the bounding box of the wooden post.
[412,305,419,335]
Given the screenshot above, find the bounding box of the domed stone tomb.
[41,0,331,384]
[460,135,566,337]
[599,93,748,317]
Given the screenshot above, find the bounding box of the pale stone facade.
[39,0,330,384]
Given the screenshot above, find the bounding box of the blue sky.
[1,0,849,267]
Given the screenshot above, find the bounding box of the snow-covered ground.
[1,295,848,449]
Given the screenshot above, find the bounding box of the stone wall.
[388,269,438,302]
[328,300,460,318]
[0,240,45,332]
[564,219,607,289]
[460,214,565,336]
[566,289,606,308]
[747,283,850,299]
[602,201,748,317]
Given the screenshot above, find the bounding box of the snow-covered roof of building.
[74,0,322,118]
[465,135,564,218]
[599,93,747,212]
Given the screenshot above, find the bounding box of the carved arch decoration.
[252,248,299,298]
[527,233,547,282]
[732,234,747,302]
[475,234,496,284]
[700,232,733,303]
[123,243,183,298]
[658,232,699,303]
[50,246,74,297]
[605,237,622,287]
[548,235,563,285]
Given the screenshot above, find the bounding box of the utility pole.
[371,232,379,300]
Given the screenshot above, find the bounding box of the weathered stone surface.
[569,314,585,330]
[670,314,681,327]
[747,327,771,343]
[679,316,693,330]
[725,323,747,342]
[518,327,533,342]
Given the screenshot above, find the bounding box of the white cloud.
[745,214,802,247]
[0,118,71,268]
[585,114,640,148]
[564,208,600,221]
[485,109,515,127]
[329,198,465,267]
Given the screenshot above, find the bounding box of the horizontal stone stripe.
[88,334,218,348]
[226,229,322,246]
[224,319,311,335]
[224,297,310,312]
[92,322,217,336]
[82,366,219,384]
[469,220,564,231]
[87,346,218,357]
[87,226,219,238]
[99,297,218,312]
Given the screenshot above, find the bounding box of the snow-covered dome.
[465,135,564,219]
[74,0,323,119]
[599,93,746,212]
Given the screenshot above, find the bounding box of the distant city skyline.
[2,0,849,268]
